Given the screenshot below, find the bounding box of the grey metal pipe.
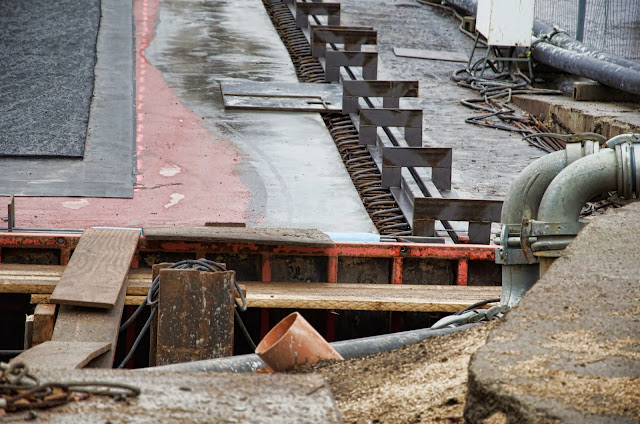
[144,324,477,373]
[531,42,640,95]
[501,151,567,225]
[498,151,566,307]
[537,149,618,224]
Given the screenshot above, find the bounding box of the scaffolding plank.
[12,341,110,370]
[142,226,334,247]
[32,304,56,346]
[50,228,140,308]
[220,81,343,112]
[34,283,501,313]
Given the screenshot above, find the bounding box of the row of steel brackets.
[287,1,504,243]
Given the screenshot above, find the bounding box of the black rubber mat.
[0,0,100,157]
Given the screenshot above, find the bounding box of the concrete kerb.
[464,201,640,423]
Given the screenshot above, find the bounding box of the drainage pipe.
[531,42,640,95]
[498,151,566,307]
[537,149,618,227]
[145,323,477,373]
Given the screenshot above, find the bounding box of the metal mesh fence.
[535,0,640,61]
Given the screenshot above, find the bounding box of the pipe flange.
[615,142,636,199]
[565,141,583,166]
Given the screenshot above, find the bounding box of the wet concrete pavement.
[143,0,376,233]
[5,0,375,232]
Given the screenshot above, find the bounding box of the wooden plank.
[33,283,500,313]
[157,269,235,366]
[142,226,333,247]
[50,228,140,308]
[241,282,501,313]
[393,47,469,63]
[32,303,56,346]
[12,341,110,369]
[51,278,127,368]
[33,294,146,306]
[0,265,152,295]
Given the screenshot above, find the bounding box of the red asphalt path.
[12,0,250,229]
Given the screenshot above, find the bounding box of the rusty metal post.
[156,268,235,366]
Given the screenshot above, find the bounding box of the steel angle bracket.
[310,25,377,58]
[413,197,503,245]
[359,108,423,146]
[381,146,452,191]
[342,80,419,114]
[294,2,340,29]
[325,51,378,82]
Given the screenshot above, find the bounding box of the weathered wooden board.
[0,265,152,295]
[156,269,235,366]
[142,226,334,247]
[241,282,501,313]
[12,341,110,369]
[50,228,140,308]
[32,303,56,346]
[51,281,127,368]
[33,283,500,313]
[393,47,469,63]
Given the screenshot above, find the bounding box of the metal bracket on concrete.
[294,2,340,29]
[220,81,343,112]
[325,51,378,82]
[413,198,503,243]
[359,108,423,147]
[342,80,419,114]
[382,147,452,192]
[310,25,377,58]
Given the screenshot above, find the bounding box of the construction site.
[0,0,639,422]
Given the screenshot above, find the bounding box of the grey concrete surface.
[146,0,376,233]
[2,369,342,423]
[465,202,640,423]
[0,0,137,198]
[0,0,99,157]
[338,0,545,200]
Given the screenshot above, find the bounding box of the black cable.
[234,309,257,351]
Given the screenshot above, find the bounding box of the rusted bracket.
[294,2,340,29]
[382,147,452,192]
[325,51,378,82]
[359,108,423,147]
[310,25,377,58]
[413,198,503,243]
[342,80,419,114]
[6,195,15,232]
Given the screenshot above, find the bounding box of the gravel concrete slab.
[0,369,342,423]
[465,202,640,423]
[0,0,99,157]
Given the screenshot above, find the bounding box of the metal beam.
[310,25,377,58]
[325,51,378,82]
[342,80,419,113]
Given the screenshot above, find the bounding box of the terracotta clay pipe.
[255,312,343,372]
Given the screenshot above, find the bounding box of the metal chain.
[0,362,139,413]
